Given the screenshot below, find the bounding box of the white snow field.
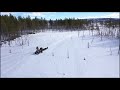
[1,30,119,78]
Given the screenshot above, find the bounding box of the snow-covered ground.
[1,30,119,78]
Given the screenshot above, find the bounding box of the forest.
[1,14,119,42]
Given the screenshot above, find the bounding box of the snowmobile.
[35,47,48,54]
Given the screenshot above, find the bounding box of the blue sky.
[1,12,119,20]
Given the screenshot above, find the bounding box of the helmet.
[36,46,39,49]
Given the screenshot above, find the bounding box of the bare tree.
[78,30,79,37]
[91,37,94,44]
[9,49,11,53]
[101,32,103,41]
[52,52,54,56]
[67,49,69,59]
[27,40,29,46]
[83,30,85,37]
[88,42,89,48]
[118,45,120,55]
[110,46,112,55]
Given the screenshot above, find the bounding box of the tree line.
[1,14,48,41]
[1,14,119,42]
